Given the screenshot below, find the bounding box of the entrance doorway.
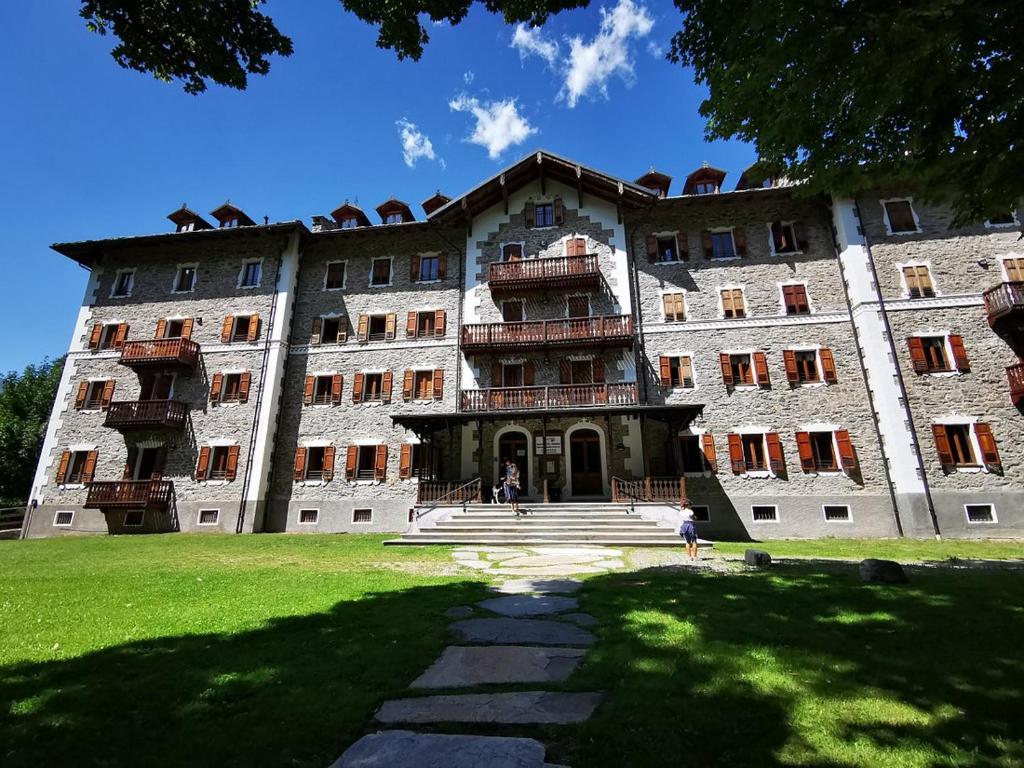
[128,446,166,480]
[569,428,603,495]
[497,430,529,496]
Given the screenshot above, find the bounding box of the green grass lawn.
[710,537,1024,562]
[2,535,1022,767]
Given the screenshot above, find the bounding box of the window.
[751,505,778,522]
[710,231,736,259]
[566,237,587,257]
[416,312,436,337]
[932,423,1001,473]
[945,424,976,466]
[313,315,346,345]
[197,509,220,526]
[413,370,435,399]
[535,203,554,227]
[794,351,820,383]
[325,262,346,290]
[53,510,74,527]
[502,301,525,322]
[60,450,95,485]
[370,258,392,286]
[79,380,109,410]
[311,375,335,405]
[567,296,590,318]
[720,288,746,318]
[206,446,237,480]
[569,360,594,384]
[173,265,196,293]
[239,260,262,288]
[824,505,851,522]
[883,200,918,234]
[660,356,694,388]
[96,324,122,350]
[985,212,1017,228]
[729,354,755,386]
[809,432,838,471]
[691,505,710,522]
[918,337,950,372]
[741,435,768,472]
[418,254,440,282]
[965,504,996,524]
[231,315,254,343]
[679,436,705,473]
[401,443,436,479]
[299,508,319,524]
[140,373,174,400]
[124,510,145,528]
[366,315,388,341]
[500,363,524,388]
[502,243,523,261]
[902,266,936,298]
[782,284,810,315]
[160,318,189,339]
[694,181,716,195]
[384,213,403,225]
[662,293,686,322]
[219,372,249,403]
[222,218,239,229]
[340,217,358,229]
[111,270,134,298]
[353,508,373,524]
[355,445,380,480]
[303,446,332,481]
[770,221,799,254]
[1003,257,1024,282]
[657,236,680,262]
[361,372,384,402]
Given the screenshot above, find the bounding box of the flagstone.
[451,617,595,646]
[411,646,586,688]
[331,730,548,768]
[477,594,578,617]
[376,691,603,725]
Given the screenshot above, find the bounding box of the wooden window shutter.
[659,356,672,387]
[88,323,103,349]
[835,429,857,470]
[113,324,129,350]
[783,350,799,384]
[293,447,307,481]
[907,338,928,373]
[337,316,348,342]
[553,197,564,225]
[352,372,364,403]
[100,380,115,410]
[949,335,970,372]
[221,316,234,343]
[246,315,260,342]
[399,443,413,479]
[374,444,388,480]
[794,221,809,250]
[345,445,358,479]
[382,370,393,403]
[385,313,397,340]
[357,314,369,341]
[331,374,343,404]
[733,227,748,256]
[181,318,194,339]
[56,450,71,482]
[406,312,418,338]
[701,231,714,258]
[559,359,571,384]
[303,375,315,405]
[523,362,535,386]
[433,369,444,400]
[322,446,335,481]
[435,309,446,337]
[437,253,447,279]
[210,373,224,403]
[410,254,421,281]
[524,202,536,228]
[931,425,954,471]
[701,434,718,473]
[795,431,815,471]
[155,318,167,339]
[74,381,89,409]
[754,352,770,387]
[974,423,1002,472]
[310,317,323,345]
[676,232,689,261]
[646,234,658,262]
[592,358,605,383]
[402,370,414,401]
[766,433,785,474]
[197,447,211,480]
[719,353,733,386]
[491,361,503,386]
[820,349,838,384]
[237,372,251,403]
[727,434,744,474]
[225,445,240,481]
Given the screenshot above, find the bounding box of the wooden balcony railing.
[488,254,600,291]
[1008,362,1024,407]
[103,400,189,430]
[983,282,1024,325]
[416,478,483,505]
[611,476,686,506]
[460,382,638,412]
[120,338,200,370]
[461,315,633,351]
[85,478,174,510]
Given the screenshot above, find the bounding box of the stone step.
[450,617,595,646]
[386,535,710,548]
[376,691,603,725]
[432,523,665,532]
[439,517,660,525]
[332,730,550,768]
[411,646,587,688]
[400,530,682,541]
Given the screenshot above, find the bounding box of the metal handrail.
[415,477,482,517]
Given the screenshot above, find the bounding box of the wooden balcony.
[460,382,638,412]
[84,478,174,511]
[119,338,200,371]
[461,315,633,352]
[983,282,1024,351]
[103,400,189,431]
[488,254,600,292]
[1008,362,1024,407]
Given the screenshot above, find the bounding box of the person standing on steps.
[679,499,699,561]
[503,457,522,516]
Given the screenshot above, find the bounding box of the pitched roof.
[209,202,256,227]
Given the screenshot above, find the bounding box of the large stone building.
[22,150,1024,539]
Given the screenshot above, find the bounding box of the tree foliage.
[0,358,64,506]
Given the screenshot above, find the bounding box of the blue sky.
[0,0,755,372]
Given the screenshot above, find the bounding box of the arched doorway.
[497,429,530,496]
[569,427,603,496]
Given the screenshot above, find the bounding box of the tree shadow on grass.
[0,579,490,768]
[549,562,1024,767]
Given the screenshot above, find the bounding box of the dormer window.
[384,213,403,225]
[694,181,717,195]
[210,203,255,229]
[223,218,238,228]
[179,222,195,232]
[341,217,358,229]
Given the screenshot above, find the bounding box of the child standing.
[679,500,698,561]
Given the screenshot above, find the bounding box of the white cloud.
[463,70,475,85]
[448,94,537,160]
[511,23,560,68]
[396,118,440,168]
[646,40,664,58]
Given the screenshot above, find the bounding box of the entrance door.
[570,428,603,495]
[132,447,166,480]
[497,431,529,496]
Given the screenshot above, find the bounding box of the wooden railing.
[0,507,25,538]
[983,281,1024,322]
[488,254,600,290]
[416,478,482,505]
[1008,362,1024,406]
[460,383,638,412]
[85,478,174,510]
[461,315,633,351]
[612,476,686,507]
[104,400,189,429]
[120,338,200,369]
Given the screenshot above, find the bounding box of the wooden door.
[498,431,529,495]
[570,428,603,495]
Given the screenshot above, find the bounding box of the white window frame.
[880,197,922,236]
[732,426,777,478]
[964,503,998,524]
[777,280,813,316]
[316,313,347,345]
[717,284,747,319]
[500,240,527,261]
[80,379,109,411]
[323,260,347,291]
[368,256,393,288]
[53,510,74,527]
[984,211,1019,229]
[915,332,962,378]
[787,347,827,388]
[651,231,684,264]
[722,349,760,390]
[110,269,135,298]
[660,290,687,322]
[897,261,940,299]
[298,508,320,525]
[352,508,373,524]
[531,200,557,229]
[823,504,853,523]
[799,427,844,475]
[197,508,220,526]
[931,417,989,474]
[664,352,697,390]
[237,258,263,289]
[708,228,739,261]
[171,263,198,294]
[750,504,779,523]
[767,220,802,257]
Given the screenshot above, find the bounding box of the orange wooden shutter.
[754,352,770,387]
[727,434,744,473]
[491,361,503,386]
[402,370,414,401]
[322,446,335,481]
[406,312,417,338]
[766,433,785,474]
[559,360,571,384]
[974,423,1002,472]
[331,374,343,404]
[81,451,97,482]
[949,335,970,372]
[553,197,564,225]
[181,318,194,339]
[221,316,234,343]
[783,350,798,384]
[433,369,444,400]
[907,338,928,373]
[931,425,954,470]
[293,447,307,481]
[410,254,421,281]
[357,314,369,341]
[345,445,358,479]
[719,353,733,386]
[820,349,838,383]
[437,253,447,279]
[210,373,223,403]
[523,362,535,386]
[701,230,714,258]
[100,380,115,409]
[56,450,71,483]
[385,313,397,340]
[310,317,323,345]
[835,429,857,470]
[592,358,605,383]
[113,324,129,350]
[435,309,446,337]
[352,372,364,403]
[524,202,535,228]
[795,431,814,471]
[646,234,658,262]
[399,443,412,479]
[246,315,260,342]
[225,445,240,481]
[337,316,348,342]
[238,372,251,403]
[88,323,103,349]
[155,318,167,339]
[303,375,315,405]
[676,232,689,260]
[74,381,89,409]
[196,446,211,480]
[374,445,388,480]
[794,221,809,250]
[382,370,393,403]
[659,356,672,387]
[733,227,748,256]
[701,434,718,473]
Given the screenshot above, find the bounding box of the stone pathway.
[452,546,625,577]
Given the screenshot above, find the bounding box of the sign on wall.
[534,433,563,455]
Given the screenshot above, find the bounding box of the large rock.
[859,558,909,584]
[376,691,603,725]
[744,549,772,567]
[332,730,548,768]
[477,595,579,617]
[451,617,595,646]
[411,646,586,688]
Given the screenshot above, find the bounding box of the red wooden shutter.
[524,202,535,228]
[553,196,564,225]
[783,350,799,384]
[238,372,251,403]
[310,317,323,345]
[113,324,129,350]
[437,253,447,279]
[382,370,393,403]
[719,353,733,386]
[794,221,809,250]
[399,443,412,479]
[559,360,571,384]
[701,230,713,259]
[491,361,503,386]
[357,315,369,341]
[733,227,748,256]
[221,316,234,343]
[820,349,838,383]
[592,358,605,383]
[374,445,388,480]
[406,312,418,338]
[974,423,1002,472]
[835,429,857,470]
[402,370,414,401]
[303,375,315,405]
[225,445,240,481]
[676,232,689,261]
[385,313,397,340]
[409,254,421,281]
[352,372,364,403]
[907,338,928,373]
[196,447,211,480]
[949,335,970,372]
[727,434,744,474]
[181,318,194,339]
[795,431,815,471]
[701,433,718,473]
[931,425,954,471]
[754,352,770,387]
[766,433,785,474]
[74,381,89,409]
[88,323,103,349]
[646,234,658,262]
[293,447,307,481]
[56,450,71,483]
[210,373,224,403]
[331,374,343,404]
[82,451,97,483]
[155,318,167,339]
[345,445,358,479]
[322,446,335,481]
[100,380,115,410]
[433,369,444,400]
[246,315,260,342]
[659,356,672,387]
[435,309,446,337]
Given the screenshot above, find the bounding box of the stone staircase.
[386,502,708,547]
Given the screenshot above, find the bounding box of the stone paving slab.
[491,565,608,577]
[376,691,603,725]
[491,578,583,595]
[451,617,596,646]
[411,646,586,688]
[561,613,597,627]
[500,554,609,568]
[477,595,579,617]
[532,547,622,557]
[592,559,625,569]
[332,730,548,768]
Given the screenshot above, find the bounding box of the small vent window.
[353,508,373,524]
[299,509,319,524]
[751,505,778,522]
[198,509,219,526]
[965,504,995,524]
[823,505,851,522]
[53,511,74,527]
